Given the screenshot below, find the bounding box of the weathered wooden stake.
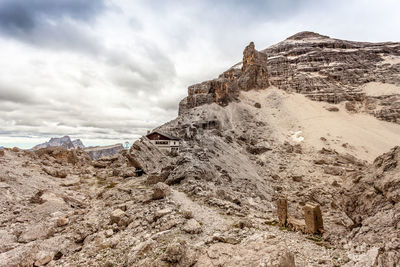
[304,203,324,234]
[277,197,288,226]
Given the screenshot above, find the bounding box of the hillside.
[0,32,399,266]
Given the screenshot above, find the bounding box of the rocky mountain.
[71,139,85,149]
[32,136,85,150]
[0,32,399,267]
[84,144,125,160]
[181,31,400,123]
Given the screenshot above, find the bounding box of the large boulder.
[128,138,172,174]
[152,182,171,200]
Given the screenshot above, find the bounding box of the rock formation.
[339,146,400,266]
[180,41,270,113]
[32,136,85,150]
[71,139,85,149]
[180,31,400,124]
[84,144,124,160]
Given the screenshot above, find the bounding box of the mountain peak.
[32,136,85,150]
[286,31,329,40]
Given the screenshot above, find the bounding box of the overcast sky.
[0,0,399,148]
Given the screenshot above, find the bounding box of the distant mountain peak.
[32,136,85,150]
[72,139,85,149]
[286,31,329,40]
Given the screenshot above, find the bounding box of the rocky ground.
[0,32,399,266]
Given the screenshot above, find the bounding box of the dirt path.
[171,190,233,234]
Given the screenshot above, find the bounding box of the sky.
[0,0,399,148]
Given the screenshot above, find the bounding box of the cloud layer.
[0,0,399,148]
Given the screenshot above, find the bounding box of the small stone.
[161,219,178,231]
[291,175,303,182]
[181,209,193,219]
[182,219,202,234]
[236,219,252,229]
[331,180,340,187]
[154,208,172,220]
[254,102,261,108]
[325,105,339,112]
[0,150,4,157]
[0,182,10,189]
[279,251,296,267]
[56,217,69,227]
[34,251,53,266]
[42,167,68,178]
[110,209,125,224]
[105,229,114,237]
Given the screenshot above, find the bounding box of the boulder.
[154,208,172,220]
[162,239,186,263]
[325,105,339,112]
[146,166,173,185]
[278,251,296,267]
[34,251,54,266]
[18,224,54,243]
[110,209,125,224]
[0,230,16,253]
[129,138,172,174]
[42,167,68,178]
[182,219,202,234]
[152,182,171,200]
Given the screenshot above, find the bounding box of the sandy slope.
[362,82,400,96]
[241,87,400,162]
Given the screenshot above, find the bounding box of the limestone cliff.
[179,41,269,113]
[180,32,400,124]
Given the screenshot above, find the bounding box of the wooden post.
[277,197,288,226]
[304,203,323,234]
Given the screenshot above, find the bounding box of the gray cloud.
[0,0,105,55]
[0,82,42,104]
[0,0,105,34]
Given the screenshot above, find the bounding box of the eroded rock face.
[181,31,400,124]
[180,42,270,113]
[128,138,172,173]
[84,144,124,160]
[35,147,91,166]
[264,32,400,124]
[340,146,400,263]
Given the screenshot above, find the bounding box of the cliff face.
[84,144,124,160]
[180,41,269,113]
[180,31,400,124]
[340,146,400,265]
